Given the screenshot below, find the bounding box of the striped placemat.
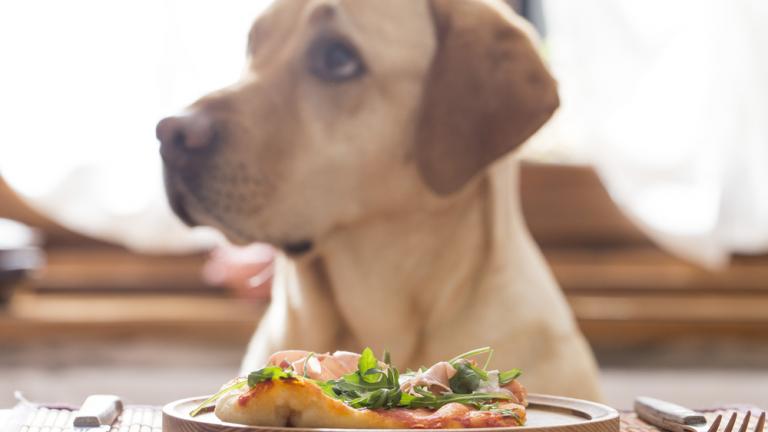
[3,404,161,432]
[622,407,766,432]
[2,404,764,432]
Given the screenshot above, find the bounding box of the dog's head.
[158,0,558,254]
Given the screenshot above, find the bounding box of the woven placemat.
[622,407,766,432]
[5,404,161,432]
[5,404,764,431]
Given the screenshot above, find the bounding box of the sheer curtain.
[0,0,271,252]
[539,0,768,267]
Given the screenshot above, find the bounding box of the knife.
[635,396,715,432]
[73,395,123,431]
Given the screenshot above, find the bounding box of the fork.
[635,396,766,432]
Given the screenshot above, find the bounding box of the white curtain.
[539,0,768,267]
[0,1,271,252]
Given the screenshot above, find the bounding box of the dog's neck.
[290,158,539,365]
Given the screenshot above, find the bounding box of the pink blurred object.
[203,243,275,300]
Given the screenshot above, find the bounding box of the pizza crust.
[215,378,403,428]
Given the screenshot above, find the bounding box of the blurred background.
[1,0,767,410]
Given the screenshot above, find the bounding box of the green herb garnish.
[408,392,512,409]
[248,365,295,386]
[189,347,523,417]
[322,348,399,408]
[449,361,485,394]
[498,368,522,385]
[449,346,493,364]
[358,347,385,384]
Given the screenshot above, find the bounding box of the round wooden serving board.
[163,394,619,432]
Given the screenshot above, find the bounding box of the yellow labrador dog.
[157,0,601,399]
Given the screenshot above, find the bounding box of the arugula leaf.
[359,348,377,374]
[449,346,492,364]
[358,348,381,384]
[248,366,294,386]
[479,402,500,411]
[498,368,522,385]
[470,362,489,380]
[449,360,488,394]
[315,380,339,398]
[408,392,513,409]
[450,362,481,394]
[399,391,416,406]
[483,349,494,370]
[348,388,404,409]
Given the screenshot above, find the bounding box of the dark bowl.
[0,268,27,304]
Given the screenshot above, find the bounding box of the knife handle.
[73,395,123,428]
[635,396,706,431]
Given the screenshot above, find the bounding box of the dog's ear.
[415,0,559,195]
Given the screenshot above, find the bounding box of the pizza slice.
[192,347,527,429]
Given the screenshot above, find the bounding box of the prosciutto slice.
[267,350,362,381]
[399,361,457,395]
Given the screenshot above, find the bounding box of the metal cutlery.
[636,396,765,432]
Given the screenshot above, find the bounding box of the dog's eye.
[308,38,365,82]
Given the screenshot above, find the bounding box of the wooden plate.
[163,394,619,432]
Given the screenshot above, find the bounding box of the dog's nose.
[157,112,217,168]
